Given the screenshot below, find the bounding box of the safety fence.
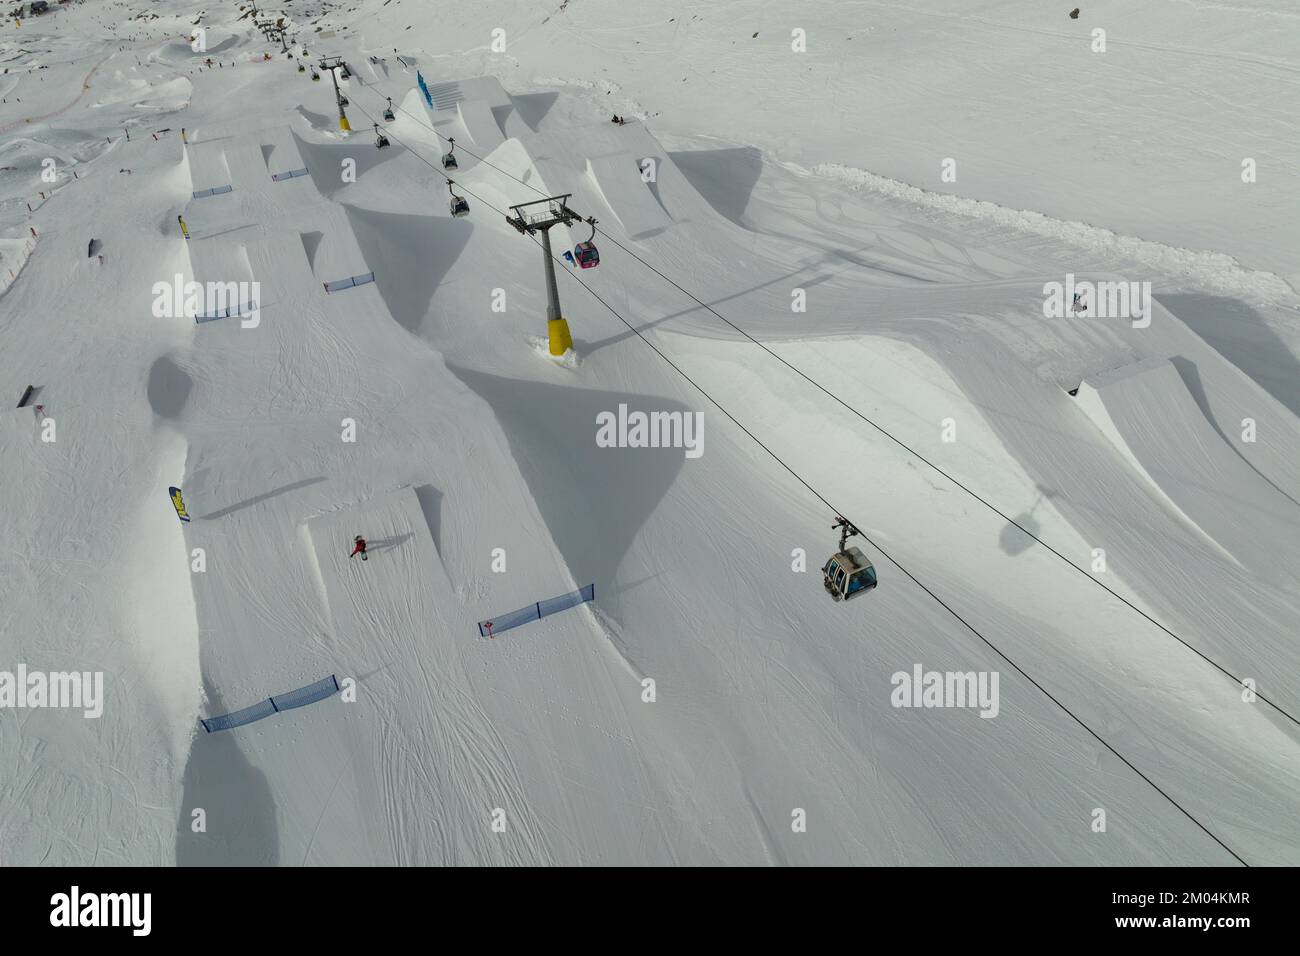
[417,70,432,107]
[195,300,258,323]
[0,235,38,295]
[478,584,595,638]
[191,184,233,199]
[200,674,341,733]
[271,168,309,182]
[323,272,375,294]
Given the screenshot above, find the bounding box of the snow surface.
[1,0,1299,865]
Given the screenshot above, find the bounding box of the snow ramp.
[262,126,310,182]
[222,139,273,191]
[244,229,318,298]
[459,138,552,212]
[456,99,505,151]
[186,139,233,197]
[586,151,672,239]
[305,487,552,864]
[300,205,376,290]
[520,121,701,240]
[1075,357,1300,573]
[418,76,531,157]
[184,231,257,311]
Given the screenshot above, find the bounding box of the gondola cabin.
[822,546,877,601]
[442,152,458,170]
[383,108,395,122]
[574,241,600,269]
[450,195,470,218]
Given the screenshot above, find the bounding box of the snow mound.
[1075,357,1300,573]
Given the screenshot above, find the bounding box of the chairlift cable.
[383,78,1300,730]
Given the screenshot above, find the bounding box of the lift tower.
[257,22,287,56]
[318,55,351,131]
[505,195,585,357]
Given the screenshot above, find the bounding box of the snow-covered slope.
[2,0,1299,866]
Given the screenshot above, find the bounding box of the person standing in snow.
[349,535,368,561]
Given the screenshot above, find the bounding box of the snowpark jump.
[2,0,1300,903]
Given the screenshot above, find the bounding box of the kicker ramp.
[459,138,554,211]
[303,488,546,865]
[585,151,672,239]
[261,126,310,181]
[223,139,273,191]
[299,205,376,288]
[419,76,532,162]
[186,139,233,197]
[1075,357,1300,571]
[244,230,318,295]
[456,99,506,151]
[526,121,679,240]
[185,233,257,300]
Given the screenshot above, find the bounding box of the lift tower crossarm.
[504,195,579,235]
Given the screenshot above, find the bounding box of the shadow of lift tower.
[505,195,594,357]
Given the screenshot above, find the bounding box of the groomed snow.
[2,0,1299,866]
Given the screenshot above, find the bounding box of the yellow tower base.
[339,115,351,132]
[547,318,573,356]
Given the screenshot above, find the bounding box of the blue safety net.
[200,675,340,732]
[479,584,594,637]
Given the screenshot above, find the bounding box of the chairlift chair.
[574,217,600,269]
[822,516,877,601]
[310,70,320,81]
[442,137,458,170]
[447,179,469,218]
[297,62,305,73]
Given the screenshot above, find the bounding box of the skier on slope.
[349,535,368,561]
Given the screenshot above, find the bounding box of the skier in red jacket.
[349,535,368,561]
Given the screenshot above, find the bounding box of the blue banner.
[191,184,233,199]
[417,70,431,107]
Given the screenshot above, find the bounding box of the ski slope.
[2,0,1299,867]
